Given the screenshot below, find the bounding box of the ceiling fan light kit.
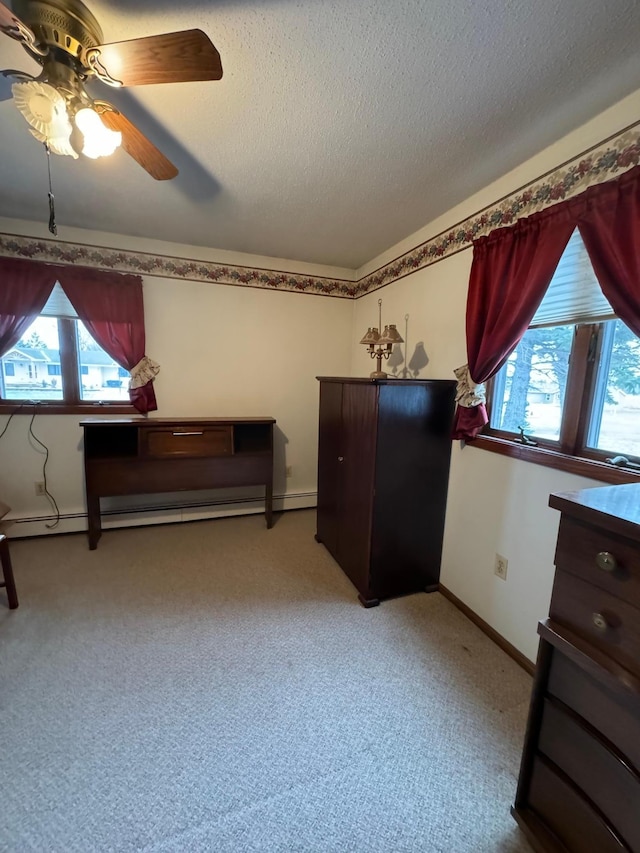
[11,79,121,159]
[1,0,223,180]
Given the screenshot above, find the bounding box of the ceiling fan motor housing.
[12,0,103,61]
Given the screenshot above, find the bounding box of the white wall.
[0,223,354,536]
[350,87,640,662]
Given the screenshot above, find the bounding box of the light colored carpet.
[0,510,533,853]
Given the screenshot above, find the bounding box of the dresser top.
[550,483,640,542]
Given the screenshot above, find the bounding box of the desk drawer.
[538,699,640,850]
[528,756,626,852]
[550,570,640,676]
[142,426,233,458]
[547,651,640,770]
[555,516,640,609]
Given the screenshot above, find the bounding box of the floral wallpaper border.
[0,119,639,299]
[0,234,358,298]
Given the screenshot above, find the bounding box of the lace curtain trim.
[454,364,486,408]
[130,355,160,390]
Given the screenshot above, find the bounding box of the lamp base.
[369,370,388,379]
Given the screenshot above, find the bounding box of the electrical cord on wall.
[28,408,60,529]
[0,402,60,529]
[0,400,28,439]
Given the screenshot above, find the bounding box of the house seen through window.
[487,230,640,462]
[0,283,130,405]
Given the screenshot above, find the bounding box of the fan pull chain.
[45,143,57,236]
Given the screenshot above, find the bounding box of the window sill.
[468,435,640,485]
[0,402,136,416]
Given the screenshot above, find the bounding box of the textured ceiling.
[1,0,640,269]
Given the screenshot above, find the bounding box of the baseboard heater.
[9,490,318,537]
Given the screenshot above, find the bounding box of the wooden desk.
[81,417,275,549]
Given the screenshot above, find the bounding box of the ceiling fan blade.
[0,1,42,52]
[98,106,178,181]
[87,30,222,87]
[0,76,11,101]
[0,1,25,35]
[1,68,36,96]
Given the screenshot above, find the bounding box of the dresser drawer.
[555,516,640,608]
[528,756,627,852]
[547,650,640,770]
[142,426,233,458]
[538,699,640,850]
[550,570,640,676]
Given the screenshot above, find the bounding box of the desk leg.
[0,536,18,609]
[87,494,102,550]
[265,480,273,529]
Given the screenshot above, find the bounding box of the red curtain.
[58,267,157,413]
[578,165,640,339]
[452,207,576,440]
[0,258,55,356]
[454,165,640,441]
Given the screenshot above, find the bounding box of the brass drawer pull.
[592,612,609,631]
[595,551,617,572]
[172,431,205,436]
[337,456,344,463]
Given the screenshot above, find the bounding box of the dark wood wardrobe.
[315,377,456,606]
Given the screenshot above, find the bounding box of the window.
[486,231,640,468]
[0,283,133,413]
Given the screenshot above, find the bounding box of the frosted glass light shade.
[75,108,122,159]
[12,80,77,158]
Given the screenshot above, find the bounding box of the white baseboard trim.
[6,491,318,539]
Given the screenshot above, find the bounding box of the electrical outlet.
[285,465,293,478]
[34,481,46,496]
[494,553,508,580]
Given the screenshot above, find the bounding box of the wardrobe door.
[371,381,455,597]
[316,380,343,561]
[338,382,378,597]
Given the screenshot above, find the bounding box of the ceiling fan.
[0,0,223,179]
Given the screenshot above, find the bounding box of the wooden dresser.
[315,377,456,607]
[513,483,640,853]
[81,417,275,549]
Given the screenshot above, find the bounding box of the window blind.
[530,229,615,328]
[40,281,78,319]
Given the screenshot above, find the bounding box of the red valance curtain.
[453,164,640,441]
[59,267,157,413]
[0,258,55,356]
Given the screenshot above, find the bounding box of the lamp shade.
[75,107,122,159]
[12,80,77,158]
[360,327,380,345]
[378,324,404,345]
